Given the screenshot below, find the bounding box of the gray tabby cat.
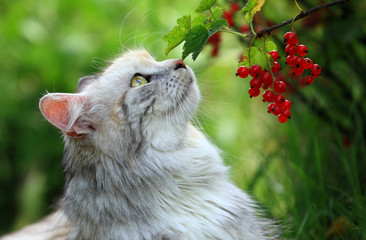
[1,50,277,240]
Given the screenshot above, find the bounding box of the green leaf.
[192,14,207,27]
[265,40,278,53]
[241,0,265,23]
[239,46,267,69]
[208,19,228,36]
[210,7,223,20]
[196,0,217,12]
[163,15,191,56]
[182,25,209,60]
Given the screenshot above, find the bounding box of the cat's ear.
[39,93,94,138]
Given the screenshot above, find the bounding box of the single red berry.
[297,44,308,56]
[268,103,282,115]
[278,114,288,123]
[262,84,269,90]
[272,61,280,73]
[282,109,292,118]
[211,44,219,57]
[249,78,262,88]
[286,55,296,67]
[302,58,313,69]
[269,50,279,61]
[240,25,250,33]
[231,2,240,11]
[248,87,260,98]
[274,81,287,93]
[285,45,297,56]
[290,68,297,78]
[260,70,273,86]
[274,95,285,105]
[282,100,292,110]
[294,66,304,76]
[263,90,276,102]
[311,64,321,75]
[249,64,263,78]
[223,11,234,27]
[207,32,221,44]
[304,76,314,85]
[237,66,249,78]
[284,32,298,45]
[293,56,304,68]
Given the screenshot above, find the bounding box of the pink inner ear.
[40,94,85,135]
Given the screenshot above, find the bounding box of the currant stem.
[294,0,304,12]
[221,28,251,38]
[255,0,349,38]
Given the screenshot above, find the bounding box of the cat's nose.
[175,59,186,70]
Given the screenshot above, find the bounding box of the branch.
[256,0,349,38]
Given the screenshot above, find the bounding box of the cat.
[1,49,277,240]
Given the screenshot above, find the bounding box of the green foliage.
[239,39,277,69]
[241,0,266,23]
[195,0,217,12]
[163,15,192,56]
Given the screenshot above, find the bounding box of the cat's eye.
[131,75,148,87]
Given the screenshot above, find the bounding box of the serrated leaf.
[208,19,228,36]
[182,25,209,60]
[163,15,191,56]
[196,0,217,12]
[241,0,265,23]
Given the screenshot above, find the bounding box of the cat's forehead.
[112,49,156,68]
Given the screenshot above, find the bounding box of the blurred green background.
[1,0,365,239]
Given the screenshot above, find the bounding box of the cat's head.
[39,49,200,151]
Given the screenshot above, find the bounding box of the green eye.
[131,75,148,87]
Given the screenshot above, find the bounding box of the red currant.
[237,66,249,78]
[274,95,285,105]
[260,70,273,86]
[249,64,263,78]
[240,25,250,33]
[290,68,297,78]
[304,76,314,85]
[223,11,234,27]
[249,78,262,88]
[248,87,260,98]
[282,100,292,110]
[269,50,279,61]
[278,114,288,123]
[262,90,275,102]
[231,2,240,11]
[294,66,304,76]
[272,62,280,73]
[311,64,321,75]
[284,32,298,45]
[286,55,296,67]
[274,81,287,93]
[293,56,304,68]
[297,44,308,56]
[285,45,297,56]
[302,58,313,69]
[268,103,282,115]
[282,109,291,117]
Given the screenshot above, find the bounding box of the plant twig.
[256,0,349,38]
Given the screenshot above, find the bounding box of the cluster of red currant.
[284,32,321,85]
[236,59,292,123]
[236,32,322,123]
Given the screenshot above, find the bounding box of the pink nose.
[175,59,186,70]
